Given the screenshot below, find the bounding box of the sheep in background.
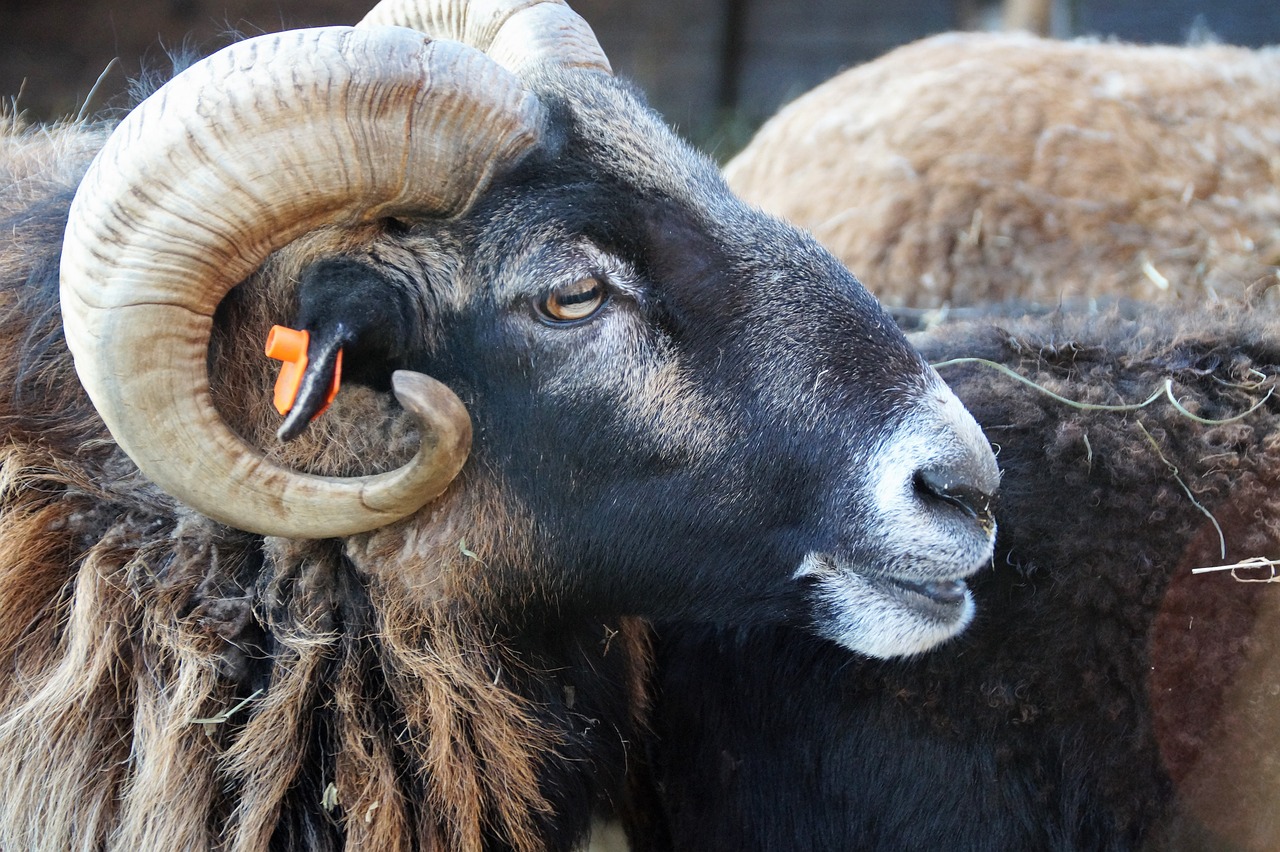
[724,33,1280,307]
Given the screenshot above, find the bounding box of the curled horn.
[358,0,612,75]
[60,26,544,538]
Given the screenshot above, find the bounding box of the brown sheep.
[723,32,1280,308]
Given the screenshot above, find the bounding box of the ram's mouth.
[883,575,969,610]
[796,554,981,658]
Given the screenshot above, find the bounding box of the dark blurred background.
[2,0,1278,154]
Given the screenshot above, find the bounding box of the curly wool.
[724,33,1280,308]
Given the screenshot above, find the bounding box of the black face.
[286,73,1000,658]
[426,186,890,617]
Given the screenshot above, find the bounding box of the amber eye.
[538,276,608,324]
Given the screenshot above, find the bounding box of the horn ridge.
[359,0,612,75]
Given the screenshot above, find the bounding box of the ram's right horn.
[359,0,612,75]
[60,26,540,538]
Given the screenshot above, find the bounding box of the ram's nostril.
[915,466,995,532]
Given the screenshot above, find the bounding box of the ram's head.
[59,0,998,657]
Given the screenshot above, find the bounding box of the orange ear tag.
[264,325,342,418]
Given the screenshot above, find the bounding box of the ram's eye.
[538,276,608,324]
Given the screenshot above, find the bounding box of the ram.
[723,32,1280,307]
[0,0,1001,850]
[643,304,1280,850]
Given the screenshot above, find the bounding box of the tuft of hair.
[123,41,203,115]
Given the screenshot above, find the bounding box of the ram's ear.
[277,259,418,441]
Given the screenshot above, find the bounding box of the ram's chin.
[798,555,976,658]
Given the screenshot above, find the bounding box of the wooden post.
[1003,0,1053,35]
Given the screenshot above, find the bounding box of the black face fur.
[447,196,916,625]
[280,69,998,651]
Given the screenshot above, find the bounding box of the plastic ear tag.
[264,325,342,418]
